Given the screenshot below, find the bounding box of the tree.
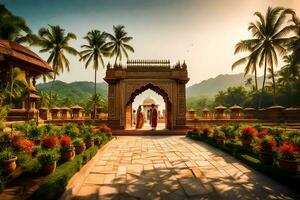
[105,25,134,65]
[80,30,108,118]
[0,4,32,43]
[233,7,294,107]
[33,25,79,106]
[287,13,300,66]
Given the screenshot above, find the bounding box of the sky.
[2,0,300,87]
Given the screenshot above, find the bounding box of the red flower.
[17,139,35,152]
[41,133,58,149]
[240,127,256,140]
[256,130,269,138]
[60,135,72,147]
[279,142,295,155]
[259,135,276,150]
[99,125,112,134]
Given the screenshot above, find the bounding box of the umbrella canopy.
[0,40,52,75]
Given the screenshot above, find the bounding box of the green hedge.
[28,145,99,200]
[188,135,300,192]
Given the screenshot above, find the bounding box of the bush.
[83,133,93,142]
[62,123,78,139]
[80,124,92,136]
[16,152,32,166]
[28,127,42,141]
[42,124,55,135]
[38,150,60,164]
[279,142,296,160]
[60,135,72,147]
[0,149,13,161]
[72,138,84,146]
[240,126,256,140]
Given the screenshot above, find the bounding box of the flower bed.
[186,124,300,191]
[0,121,113,197]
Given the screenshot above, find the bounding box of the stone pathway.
[68,136,299,200]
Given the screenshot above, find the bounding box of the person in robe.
[151,104,158,130]
[136,106,144,129]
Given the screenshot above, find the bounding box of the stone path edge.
[59,137,116,200]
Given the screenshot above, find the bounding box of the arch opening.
[125,83,172,130]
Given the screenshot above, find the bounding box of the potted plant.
[278,142,298,174]
[214,129,225,145]
[83,133,94,149]
[0,150,17,175]
[186,127,200,139]
[72,138,86,154]
[41,133,58,149]
[38,150,60,175]
[258,135,276,165]
[16,138,35,153]
[59,135,75,161]
[239,127,256,148]
[63,123,79,139]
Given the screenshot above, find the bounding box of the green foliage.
[186,97,213,114]
[42,124,55,135]
[79,124,92,136]
[62,123,78,139]
[22,158,40,174]
[0,149,13,161]
[38,150,60,164]
[83,133,93,142]
[28,126,42,140]
[72,138,84,146]
[16,152,31,166]
[0,175,6,192]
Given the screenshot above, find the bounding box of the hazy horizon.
[3,0,300,86]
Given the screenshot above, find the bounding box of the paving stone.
[67,136,298,200]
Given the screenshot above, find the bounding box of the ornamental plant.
[38,150,60,164]
[17,139,35,152]
[256,130,269,139]
[41,133,58,149]
[0,150,13,161]
[83,133,93,142]
[60,135,72,147]
[279,142,296,160]
[72,138,84,146]
[99,125,112,134]
[258,135,276,152]
[28,127,42,141]
[62,123,78,139]
[240,127,256,141]
[213,128,225,139]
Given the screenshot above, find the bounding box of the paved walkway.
[69,136,298,200]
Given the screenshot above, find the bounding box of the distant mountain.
[186,73,263,98]
[37,73,263,101]
[36,81,108,101]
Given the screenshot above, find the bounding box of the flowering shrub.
[60,135,72,147]
[99,125,112,134]
[41,133,58,149]
[279,142,296,160]
[17,139,35,152]
[256,130,269,139]
[258,135,276,151]
[240,127,256,140]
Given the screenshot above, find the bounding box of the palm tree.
[105,25,134,65]
[232,42,259,91]
[288,14,300,65]
[0,4,32,43]
[234,7,294,107]
[33,25,79,106]
[80,30,108,118]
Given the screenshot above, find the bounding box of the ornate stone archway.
[104,60,189,129]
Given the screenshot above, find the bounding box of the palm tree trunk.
[259,60,267,108]
[272,70,276,105]
[254,66,258,91]
[49,72,56,107]
[93,68,97,119]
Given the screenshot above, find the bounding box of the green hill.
[186,73,264,98]
[36,81,108,101]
